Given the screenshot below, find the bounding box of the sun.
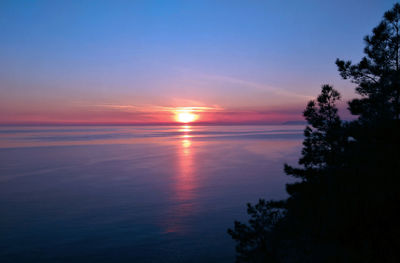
[176,111,197,123]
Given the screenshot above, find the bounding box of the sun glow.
[176,111,198,123]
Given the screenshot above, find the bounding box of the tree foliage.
[336,3,400,121]
[229,3,400,263]
[227,200,285,263]
[284,85,343,182]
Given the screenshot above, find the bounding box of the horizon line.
[0,120,307,127]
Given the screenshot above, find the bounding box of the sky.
[0,0,398,124]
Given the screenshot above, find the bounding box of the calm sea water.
[0,125,303,262]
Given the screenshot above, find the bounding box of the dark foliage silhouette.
[336,3,400,122]
[227,200,285,263]
[229,3,400,263]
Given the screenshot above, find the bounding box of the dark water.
[0,125,303,262]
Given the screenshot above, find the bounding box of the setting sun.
[176,112,197,123]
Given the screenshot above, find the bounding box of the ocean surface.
[0,125,303,262]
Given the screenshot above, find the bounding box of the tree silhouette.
[229,3,400,263]
[284,85,343,184]
[336,3,400,122]
[227,200,285,263]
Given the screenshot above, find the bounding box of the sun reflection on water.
[180,125,192,133]
[164,125,198,233]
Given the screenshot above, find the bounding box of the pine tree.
[229,4,400,262]
[336,3,400,122]
[284,85,342,185]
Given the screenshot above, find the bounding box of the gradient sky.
[0,0,397,124]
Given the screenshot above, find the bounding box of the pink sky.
[1,1,387,125]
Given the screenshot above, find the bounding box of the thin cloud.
[175,67,314,100]
[88,103,224,113]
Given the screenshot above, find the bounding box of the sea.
[0,125,303,262]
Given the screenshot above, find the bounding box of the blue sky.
[0,0,397,123]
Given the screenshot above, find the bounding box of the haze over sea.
[0,125,302,262]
